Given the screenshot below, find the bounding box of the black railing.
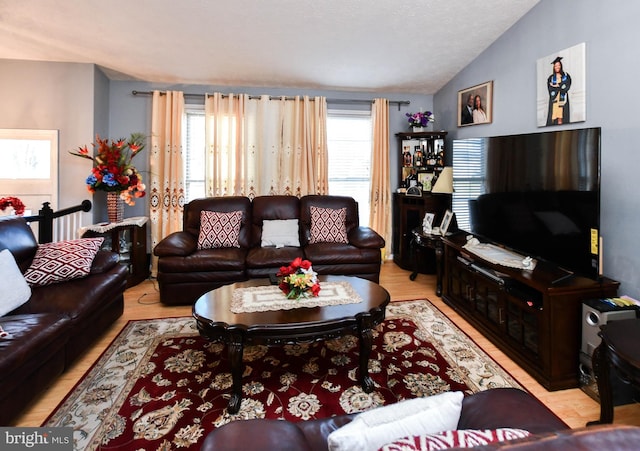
[22,200,92,244]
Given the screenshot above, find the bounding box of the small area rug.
[44,300,522,450]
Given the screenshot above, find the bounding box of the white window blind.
[452,138,485,231]
[183,107,205,202]
[327,110,372,226]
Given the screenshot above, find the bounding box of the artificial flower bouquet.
[406,111,435,128]
[69,133,146,206]
[277,257,321,300]
[0,196,26,216]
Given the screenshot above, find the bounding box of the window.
[183,106,205,202]
[183,106,374,225]
[327,110,372,226]
[451,138,485,231]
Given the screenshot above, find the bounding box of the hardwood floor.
[13,262,640,428]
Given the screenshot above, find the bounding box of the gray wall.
[434,0,640,298]
[0,60,98,224]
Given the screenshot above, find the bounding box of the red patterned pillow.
[378,428,531,450]
[23,238,104,287]
[309,206,348,244]
[198,210,243,249]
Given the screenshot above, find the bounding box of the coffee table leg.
[358,316,375,392]
[227,331,244,414]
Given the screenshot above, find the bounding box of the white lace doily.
[463,241,537,270]
[230,281,362,313]
[78,216,148,237]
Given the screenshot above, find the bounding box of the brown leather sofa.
[201,388,571,451]
[0,216,127,425]
[154,195,385,305]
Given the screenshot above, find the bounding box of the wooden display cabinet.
[392,192,451,272]
[397,131,447,191]
[393,130,450,273]
[442,232,619,391]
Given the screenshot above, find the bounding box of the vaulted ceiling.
[0,0,539,93]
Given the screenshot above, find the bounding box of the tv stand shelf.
[442,233,619,391]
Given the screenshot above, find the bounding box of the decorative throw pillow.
[378,428,531,450]
[327,391,464,451]
[0,248,32,316]
[198,210,243,249]
[309,206,348,244]
[261,219,300,248]
[23,238,104,287]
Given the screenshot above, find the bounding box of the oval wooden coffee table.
[193,275,390,414]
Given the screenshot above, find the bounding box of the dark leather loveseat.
[154,195,385,305]
[202,388,573,451]
[0,216,127,425]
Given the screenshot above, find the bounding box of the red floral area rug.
[44,300,521,450]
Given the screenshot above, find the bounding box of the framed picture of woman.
[457,81,493,127]
[536,42,586,127]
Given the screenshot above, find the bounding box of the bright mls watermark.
[0,428,72,450]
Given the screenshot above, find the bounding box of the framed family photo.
[439,209,454,236]
[457,81,493,127]
[536,42,586,127]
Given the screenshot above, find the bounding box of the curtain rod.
[131,90,410,110]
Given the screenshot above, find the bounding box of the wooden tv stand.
[442,233,619,391]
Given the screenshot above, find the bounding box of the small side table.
[79,217,150,288]
[409,227,444,296]
[589,317,640,425]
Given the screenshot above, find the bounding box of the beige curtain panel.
[369,98,391,260]
[150,90,185,275]
[204,93,329,198]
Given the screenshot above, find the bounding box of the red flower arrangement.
[69,133,146,206]
[0,196,26,216]
[277,257,321,300]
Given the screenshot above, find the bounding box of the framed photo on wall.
[457,81,493,127]
[536,42,586,127]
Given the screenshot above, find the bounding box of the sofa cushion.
[22,238,104,287]
[378,428,531,450]
[327,391,464,451]
[309,206,348,244]
[198,210,243,249]
[0,249,31,316]
[246,246,303,271]
[261,219,300,248]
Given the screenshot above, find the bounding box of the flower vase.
[412,126,425,132]
[107,192,124,224]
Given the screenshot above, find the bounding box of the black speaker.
[579,299,639,405]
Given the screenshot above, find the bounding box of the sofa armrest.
[458,388,568,434]
[464,425,640,450]
[348,226,385,249]
[154,231,198,257]
[89,250,119,274]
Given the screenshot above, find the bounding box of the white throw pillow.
[0,249,32,316]
[327,391,464,451]
[261,219,300,248]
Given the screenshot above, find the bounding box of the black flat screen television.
[452,127,601,280]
